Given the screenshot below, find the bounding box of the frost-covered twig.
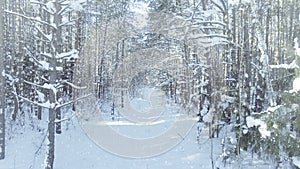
[56,94,92,109]
[4,10,56,29]
[23,80,44,88]
[59,81,87,90]
[54,113,75,123]
[56,49,79,59]
[14,93,54,109]
[32,24,52,41]
[190,33,228,40]
[58,19,76,27]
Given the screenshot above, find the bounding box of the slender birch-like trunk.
[0,0,6,160]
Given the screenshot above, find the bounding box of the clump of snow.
[56,67,63,71]
[40,100,55,109]
[291,104,299,111]
[258,124,271,138]
[243,127,249,134]
[69,0,85,11]
[266,105,282,113]
[200,97,209,117]
[36,90,46,102]
[42,83,57,101]
[246,116,271,138]
[220,94,235,110]
[44,34,52,41]
[295,38,300,56]
[293,77,300,91]
[293,156,300,168]
[39,61,50,70]
[42,83,54,90]
[293,38,300,92]
[246,116,257,128]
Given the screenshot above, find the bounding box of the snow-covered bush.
[236,91,300,167]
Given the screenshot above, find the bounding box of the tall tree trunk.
[46,107,56,169]
[0,0,6,160]
[289,0,296,43]
[45,0,62,168]
[250,0,275,107]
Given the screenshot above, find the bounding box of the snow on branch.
[56,94,92,109]
[246,116,270,138]
[4,10,56,29]
[41,52,52,59]
[191,33,228,39]
[23,80,44,88]
[13,90,55,109]
[190,34,228,46]
[56,49,79,60]
[60,81,87,90]
[270,60,299,69]
[33,24,52,41]
[58,19,77,27]
[293,156,300,168]
[23,80,58,101]
[25,48,51,70]
[190,20,227,27]
[4,72,17,83]
[293,78,300,92]
[54,115,75,123]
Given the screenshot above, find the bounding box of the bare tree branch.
[4,10,56,29]
[56,94,92,109]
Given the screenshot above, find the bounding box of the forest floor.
[0,88,278,169]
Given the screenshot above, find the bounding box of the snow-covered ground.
[0,118,277,169]
[0,87,279,169]
[0,112,211,169]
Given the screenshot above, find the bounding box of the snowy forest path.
[76,86,200,158]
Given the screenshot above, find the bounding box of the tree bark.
[250,0,275,107]
[0,0,6,160]
[45,0,62,168]
[46,107,56,169]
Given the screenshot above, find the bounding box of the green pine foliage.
[240,91,300,164]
